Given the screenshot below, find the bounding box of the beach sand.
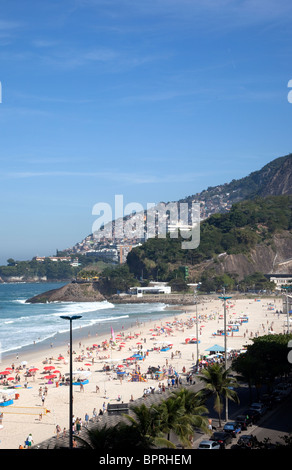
[0,295,287,449]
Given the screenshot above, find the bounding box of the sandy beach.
[0,294,287,449]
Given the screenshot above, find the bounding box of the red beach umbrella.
[0,370,10,375]
[29,368,39,372]
[44,366,55,371]
[44,374,57,379]
[7,377,14,381]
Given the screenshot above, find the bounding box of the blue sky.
[1,0,292,264]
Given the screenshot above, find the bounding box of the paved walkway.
[33,383,201,449]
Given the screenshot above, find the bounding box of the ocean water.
[0,282,180,359]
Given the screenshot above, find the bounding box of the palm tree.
[154,394,192,447]
[122,403,175,449]
[74,423,122,450]
[153,387,209,449]
[170,387,210,434]
[199,363,239,427]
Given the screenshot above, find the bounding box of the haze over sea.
[0,283,179,361]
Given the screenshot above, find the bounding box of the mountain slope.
[179,153,292,218]
[66,154,292,255]
[126,195,292,282]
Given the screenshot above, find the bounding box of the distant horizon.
[1,1,292,264]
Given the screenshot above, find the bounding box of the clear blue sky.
[1,0,292,264]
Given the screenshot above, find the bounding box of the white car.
[198,440,221,449]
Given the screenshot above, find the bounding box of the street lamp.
[218,289,232,422]
[281,285,292,334]
[194,292,199,370]
[60,315,82,449]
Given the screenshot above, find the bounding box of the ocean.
[0,282,181,360]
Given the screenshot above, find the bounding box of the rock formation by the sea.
[26,281,106,303]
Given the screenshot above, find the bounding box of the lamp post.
[194,292,199,370]
[60,315,82,449]
[281,286,292,334]
[218,289,232,422]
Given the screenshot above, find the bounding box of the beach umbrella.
[53,370,61,374]
[44,366,55,371]
[84,363,92,366]
[44,374,57,379]
[29,368,39,372]
[58,356,64,360]
[7,377,14,381]
[0,371,10,375]
[205,344,225,353]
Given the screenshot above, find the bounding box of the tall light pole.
[218,288,232,422]
[194,292,199,370]
[282,285,292,334]
[60,315,82,449]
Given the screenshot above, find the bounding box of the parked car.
[272,390,289,402]
[261,393,276,409]
[273,384,291,397]
[275,382,291,391]
[250,402,267,415]
[198,440,221,449]
[235,414,253,430]
[223,421,241,437]
[245,408,261,424]
[210,431,233,449]
[237,434,258,449]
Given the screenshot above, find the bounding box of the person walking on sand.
[56,424,61,439]
[26,433,33,448]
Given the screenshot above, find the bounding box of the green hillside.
[126,195,292,289]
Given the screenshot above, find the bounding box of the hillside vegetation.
[126,195,292,291]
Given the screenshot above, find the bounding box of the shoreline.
[0,294,287,449]
[1,301,183,364]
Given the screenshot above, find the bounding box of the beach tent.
[205,344,225,353]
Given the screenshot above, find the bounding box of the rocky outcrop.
[190,231,292,281]
[26,281,105,303]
